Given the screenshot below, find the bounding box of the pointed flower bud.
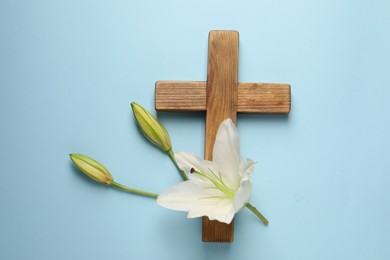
[131,102,172,152]
[70,154,113,185]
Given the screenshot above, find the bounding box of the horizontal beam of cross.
[155,81,291,113]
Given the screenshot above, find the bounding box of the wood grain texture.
[238,82,291,113]
[202,30,238,243]
[202,216,234,243]
[155,81,206,111]
[156,81,291,113]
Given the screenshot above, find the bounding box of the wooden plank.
[238,82,291,113]
[202,30,238,243]
[155,81,206,111]
[155,81,291,113]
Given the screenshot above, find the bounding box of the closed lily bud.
[131,102,172,152]
[70,154,113,185]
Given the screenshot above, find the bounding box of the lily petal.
[187,198,235,224]
[239,158,256,180]
[157,179,235,223]
[234,158,255,211]
[174,152,220,182]
[233,179,252,212]
[205,198,236,224]
[212,118,241,189]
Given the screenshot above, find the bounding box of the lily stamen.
[190,168,234,197]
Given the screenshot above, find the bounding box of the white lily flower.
[157,118,256,224]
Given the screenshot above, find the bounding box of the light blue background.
[1,0,389,259]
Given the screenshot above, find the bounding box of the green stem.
[167,149,188,181]
[245,203,269,225]
[111,182,158,198]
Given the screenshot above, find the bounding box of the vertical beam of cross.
[155,30,291,242]
[202,31,238,242]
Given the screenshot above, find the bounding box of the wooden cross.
[155,30,291,242]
